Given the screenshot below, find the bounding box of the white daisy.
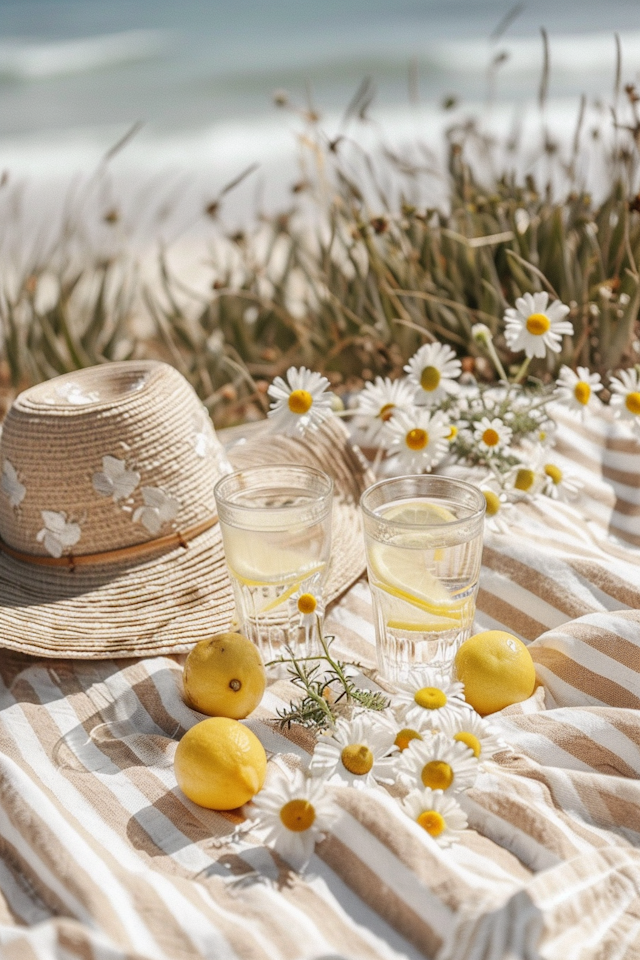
[248,769,337,871]
[504,457,545,500]
[401,788,468,846]
[534,420,557,448]
[382,408,450,474]
[353,376,415,446]
[404,342,462,406]
[308,714,398,789]
[473,416,513,454]
[267,366,333,437]
[391,720,434,754]
[393,668,467,730]
[553,365,603,420]
[396,732,479,794]
[292,586,324,640]
[438,709,508,767]
[504,292,573,359]
[479,477,513,535]
[541,460,583,502]
[470,323,492,347]
[609,368,640,435]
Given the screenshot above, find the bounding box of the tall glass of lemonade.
[361,475,485,681]
[214,465,333,661]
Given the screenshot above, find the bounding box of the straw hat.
[0,361,371,659]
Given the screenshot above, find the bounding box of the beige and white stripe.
[2,412,640,958]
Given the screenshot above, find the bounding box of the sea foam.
[0,30,169,81]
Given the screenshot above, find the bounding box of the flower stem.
[485,339,509,383]
[317,617,354,699]
[513,356,532,384]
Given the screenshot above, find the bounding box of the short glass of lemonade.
[214,464,333,660]
[360,475,485,681]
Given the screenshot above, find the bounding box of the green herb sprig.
[266,622,389,732]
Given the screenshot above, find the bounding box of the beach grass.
[1,82,639,426]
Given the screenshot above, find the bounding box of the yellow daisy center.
[414,687,447,710]
[341,743,374,776]
[288,389,313,414]
[482,428,500,447]
[280,799,316,832]
[515,468,535,492]
[297,593,317,615]
[417,809,446,837]
[544,464,563,485]
[420,366,441,392]
[483,490,501,516]
[574,381,591,405]
[447,425,458,440]
[421,760,454,790]
[395,728,423,752]
[625,392,640,416]
[406,428,428,451]
[538,430,547,442]
[379,402,395,422]
[526,313,551,336]
[454,731,482,758]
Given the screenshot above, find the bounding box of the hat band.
[0,516,218,571]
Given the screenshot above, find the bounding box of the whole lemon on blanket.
[454,631,536,716]
[183,632,266,719]
[174,717,267,810]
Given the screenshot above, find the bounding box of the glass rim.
[360,473,486,528]
[214,462,334,512]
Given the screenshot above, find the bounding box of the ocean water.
[0,0,639,231]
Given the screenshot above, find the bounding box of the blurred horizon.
[1,0,639,234]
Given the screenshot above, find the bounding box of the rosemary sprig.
[265,619,390,731]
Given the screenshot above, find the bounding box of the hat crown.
[0,362,228,558]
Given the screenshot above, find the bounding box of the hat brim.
[0,419,372,658]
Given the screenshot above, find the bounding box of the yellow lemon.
[174,717,267,810]
[183,633,266,720]
[454,630,536,716]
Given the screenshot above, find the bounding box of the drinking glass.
[214,465,333,661]
[360,475,485,681]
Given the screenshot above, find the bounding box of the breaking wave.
[0,30,169,81]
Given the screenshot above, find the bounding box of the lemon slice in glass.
[226,534,325,587]
[381,591,462,633]
[368,541,464,619]
[226,535,326,614]
[380,499,457,525]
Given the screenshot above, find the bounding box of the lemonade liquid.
[365,497,483,679]
[220,510,331,660]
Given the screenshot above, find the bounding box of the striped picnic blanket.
[1,408,640,960]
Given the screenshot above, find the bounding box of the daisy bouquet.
[264,285,640,533]
[245,662,510,870]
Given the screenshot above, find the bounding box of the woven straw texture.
[0,362,371,658]
[2,397,640,958]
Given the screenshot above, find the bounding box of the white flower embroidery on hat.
[192,411,217,458]
[36,511,81,558]
[55,382,100,405]
[133,487,180,536]
[92,456,141,502]
[1,459,26,508]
